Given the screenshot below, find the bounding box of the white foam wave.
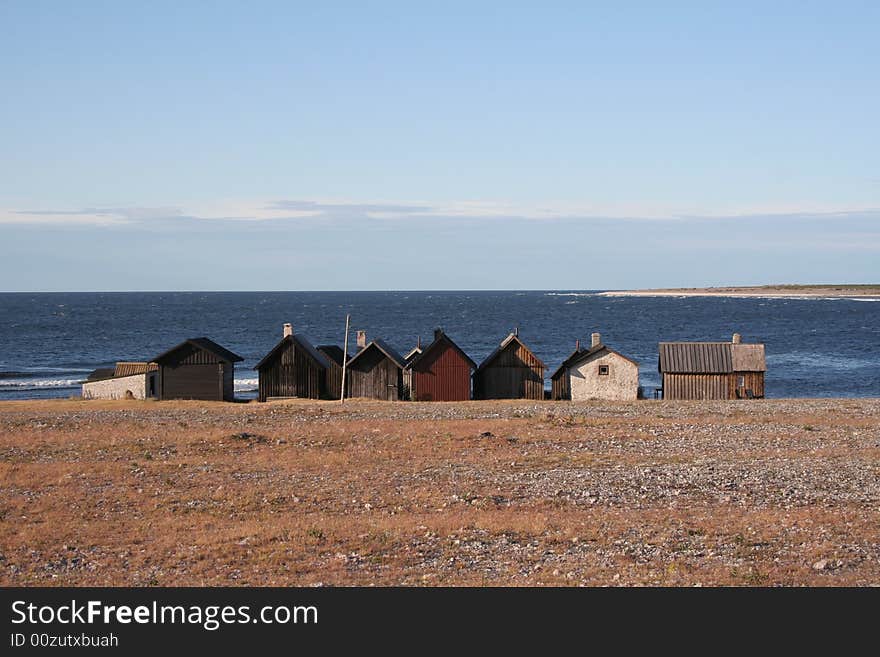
[0,378,83,389]
[234,378,259,391]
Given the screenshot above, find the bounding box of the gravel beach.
[1,398,878,586]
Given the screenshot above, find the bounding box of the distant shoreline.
[599,285,880,299]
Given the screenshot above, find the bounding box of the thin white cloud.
[2,198,878,226]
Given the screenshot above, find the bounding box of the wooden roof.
[348,338,406,369]
[114,362,158,377]
[316,345,346,366]
[154,337,244,364]
[476,333,545,372]
[658,342,765,373]
[254,334,329,371]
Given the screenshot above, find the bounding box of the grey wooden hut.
[255,323,330,401]
[317,345,346,400]
[153,337,243,401]
[473,331,545,400]
[345,334,406,401]
[658,333,766,400]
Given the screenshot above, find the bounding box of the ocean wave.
[234,378,259,392]
[545,292,596,297]
[0,378,83,392]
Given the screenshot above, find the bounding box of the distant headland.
[598,284,880,299]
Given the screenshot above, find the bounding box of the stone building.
[551,333,639,401]
[82,362,158,400]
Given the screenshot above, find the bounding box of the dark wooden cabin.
[401,339,423,401]
[658,333,766,400]
[406,329,476,401]
[255,325,330,402]
[317,345,346,400]
[346,338,406,400]
[153,337,243,402]
[473,332,545,400]
[550,343,586,400]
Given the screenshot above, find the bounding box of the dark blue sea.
[0,291,878,400]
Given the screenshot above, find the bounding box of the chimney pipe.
[575,339,580,351]
[591,332,601,348]
[514,326,519,337]
[732,333,741,344]
[434,327,443,341]
[356,330,367,349]
[283,323,293,337]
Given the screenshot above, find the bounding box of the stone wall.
[82,373,155,400]
[569,351,638,401]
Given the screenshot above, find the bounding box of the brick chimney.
[356,330,367,349]
[283,323,293,337]
[732,333,742,344]
[591,332,601,348]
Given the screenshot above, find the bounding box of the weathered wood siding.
[733,372,765,398]
[663,371,764,399]
[412,345,471,401]
[258,340,325,401]
[551,371,571,400]
[324,359,344,400]
[347,349,402,400]
[474,341,544,400]
[158,344,231,401]
[662,373,730,400]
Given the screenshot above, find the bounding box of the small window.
[737,375,745,387]
[598,365,610,376]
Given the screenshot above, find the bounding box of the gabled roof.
[658,341,766,374]
[476,332,546,372]
[316,345,346,366]
[153,337,244,364]
[407,330,477,370]
[254,334,329,371]
[568,344,639,369]
[404,346,422,364]
[348,338,406,369]
[550,347,586,380]
[551,343,639,378]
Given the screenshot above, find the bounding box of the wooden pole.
[340,314,350,403]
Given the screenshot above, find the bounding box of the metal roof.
[153,337,244,364]
[658,342,765,373]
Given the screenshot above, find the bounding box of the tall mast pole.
[340,314,350,403]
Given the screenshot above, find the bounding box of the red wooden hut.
[406,329,476,401]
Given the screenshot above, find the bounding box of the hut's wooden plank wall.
[155,340,239,402]
[347,348,402,400]
[258,340,325,401]
[412,346,472,401]
[473,340,544,400]
[662,372,764,399]
[551,373,570,400]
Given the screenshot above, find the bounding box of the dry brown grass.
[1,398,878,586]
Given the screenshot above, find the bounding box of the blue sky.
[1,1,878,290]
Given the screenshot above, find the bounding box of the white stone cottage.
[551,333,639,401]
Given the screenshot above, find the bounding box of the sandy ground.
[598,285,880,299]
[1,397,878,587]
